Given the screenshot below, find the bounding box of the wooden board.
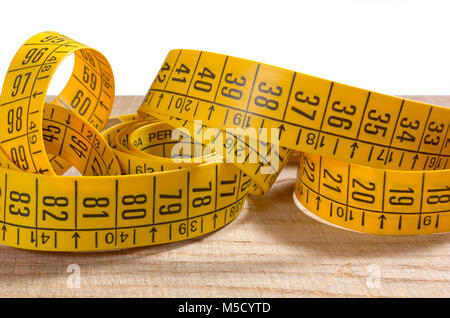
[0,95,448,297]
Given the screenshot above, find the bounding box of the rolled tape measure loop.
[0,33,448,252]
[139,49,450,235]
[0,32,115,177]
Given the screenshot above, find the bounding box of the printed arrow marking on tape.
[0,32,448,251]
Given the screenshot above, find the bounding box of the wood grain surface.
[0,95,448,298]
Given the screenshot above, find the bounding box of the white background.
[1,0,450,96]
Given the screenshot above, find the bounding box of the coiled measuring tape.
[0,31,448,252]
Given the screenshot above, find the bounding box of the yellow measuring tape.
[0,31,448,251]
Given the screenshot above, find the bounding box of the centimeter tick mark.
[417,172,425,229]
[115,179,118,245]
[35,178,38,247]
[281,72,297,122]
[355,92,371,140]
